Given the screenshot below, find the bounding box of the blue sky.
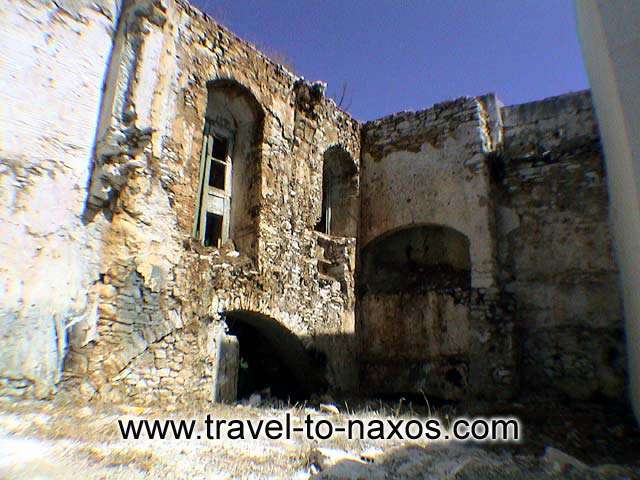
[190,0,589,121]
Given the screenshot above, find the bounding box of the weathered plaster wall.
[0,0,121,398]
[360,97,500,288]
[358,91,624,402]
[62,0,361,404]
[359,97,516,400]
[496,91,625,400]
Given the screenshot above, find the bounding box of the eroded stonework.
[0,0,626,405]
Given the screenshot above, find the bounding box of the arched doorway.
[223,310,326,401]
[358,224,472,399]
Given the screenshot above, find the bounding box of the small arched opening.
[315,145,358,237]
[194,80,264,256]
[358,224,472,399]
[224,310,326,401]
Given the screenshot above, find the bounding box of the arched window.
[194,81,264,253]
[315,146,358,237]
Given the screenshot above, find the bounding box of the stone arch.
[360,223,471,295]
[195,79,265,256]
[222,310,326,400]
[315,145,358,237]
[358,224,472,399]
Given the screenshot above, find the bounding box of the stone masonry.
[0,0,627,406]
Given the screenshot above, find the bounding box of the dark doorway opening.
[224,310,326,401]
[226,318,301,400]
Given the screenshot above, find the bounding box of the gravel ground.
[1,396,638,479]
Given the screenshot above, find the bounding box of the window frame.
[195,118,235,247]
[317,175,333,235]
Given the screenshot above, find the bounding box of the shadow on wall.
[357,224,473,400]
[359,224,471,295]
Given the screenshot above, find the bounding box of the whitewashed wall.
[0,0,120,397]
[576,0,640,423]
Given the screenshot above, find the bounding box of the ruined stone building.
[0,0,629,407]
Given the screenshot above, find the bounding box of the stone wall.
[496,91,625,400]
[0,0,626,406]
[359,96,516,400]
[0,0,121,398]
[358,91,625,402]
[61,0,361,404]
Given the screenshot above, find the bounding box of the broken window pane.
[212,135,229,161]
[204,212,224,247]
[208,160,226,190]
